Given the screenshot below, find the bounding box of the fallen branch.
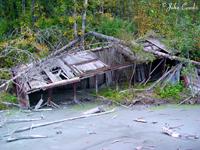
[7,135,48,142]
[179,96,192,105]
[0,101,20,108]
[83,106,105,115]
[7,108,115,135]
[144,49,200,66]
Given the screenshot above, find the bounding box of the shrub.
[0,92,18,110]
[155,83,184,103]
[0,19,9,38]
[98,88,133,103]
[94,14,136,37]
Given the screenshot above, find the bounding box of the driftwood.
[162,127,181,138]
[162,127,199,140]
[7,135,48,142]
[83,106,105,115]
[32,108,53,112]
[6,116,44,124]
[134,118,147,123]
[0,101,20,108]
[6,108,115,135]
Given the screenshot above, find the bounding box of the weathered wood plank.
[57,59,75,78]
[43,69,61,83]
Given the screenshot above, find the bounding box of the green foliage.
[0,19,9,37]
[98,88,133,103]
[0,92,18,110]
[94,14,136,37]
[155,83,185,103]
[181,63,196,76]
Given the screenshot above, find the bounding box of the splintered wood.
[134,118,147,123]
[162,127,199,140]
[82,106,105,115]
[162,127,181,138]
[7,135,48,142]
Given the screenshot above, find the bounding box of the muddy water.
[0,104,200,150]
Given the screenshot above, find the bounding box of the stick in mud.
[6,108,115,135]
[7,135,48,142]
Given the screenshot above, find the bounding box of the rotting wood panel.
[142,39,171,54]
[57,59,75,79]
[62,51,97,65]
[74,60,108,73]
[43,68,61,83]
[146,38,171,54]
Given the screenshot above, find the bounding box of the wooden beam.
[41,77,80,90]
[73,83,77,102]
[95,75,98,95]
[43,69,60,83]
[144,49,200,66]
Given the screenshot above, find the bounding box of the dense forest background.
[0,0,199,80]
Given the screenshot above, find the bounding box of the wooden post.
[47,89,53,105]
[115,70,119,91]
[94,75,98,95]
[73,83,77,102]
[105,71,112,86]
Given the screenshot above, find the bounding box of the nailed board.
[57,59,75,78]
[73,60,108,73]
[62,51,97,65]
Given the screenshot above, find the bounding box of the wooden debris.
[6,135,48,142]
[162,127,199,140]
[179,96,192,105]
[6,116,44,124]
[134,118,147,123]
[6,108,115,135]
[83,106,105,115]
[32,108,53,112]
[34,96,44,110]
[0,101,20,108]
[162,127,181,138]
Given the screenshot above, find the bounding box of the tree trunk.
[73,0,77,38]
[143,49,200,66]
[22,0,26,15]
[31,0,35,26]
[81,0,88,45]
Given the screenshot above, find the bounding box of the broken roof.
[13,44,133,94]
